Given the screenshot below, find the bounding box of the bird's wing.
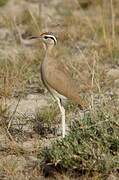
[44,61,87,108]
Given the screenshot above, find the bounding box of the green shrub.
[39,110,119,178]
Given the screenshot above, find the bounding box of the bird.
[28,32,87,138]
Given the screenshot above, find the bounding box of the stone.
[21,138,39,152]
[107,69,119,79]
[114,79,119,88]
[0,28,10,40]
[0,155,27,172]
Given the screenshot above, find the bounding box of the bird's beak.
[28,35,42,40]
[21,35,42,46]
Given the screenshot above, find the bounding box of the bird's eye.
[44,36,48,39]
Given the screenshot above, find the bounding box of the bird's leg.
[61,105,65,138]
[57,98,66,138]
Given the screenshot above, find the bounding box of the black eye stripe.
[50,37,55,41]
[44,36,56,44]
[44,36,48,39]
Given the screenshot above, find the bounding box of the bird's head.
[29,32,57,50]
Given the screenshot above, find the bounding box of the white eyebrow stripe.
[45,35,57,44]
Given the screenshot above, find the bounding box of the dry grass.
[0,0,119,179]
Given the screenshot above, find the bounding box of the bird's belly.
[41,63,66,100]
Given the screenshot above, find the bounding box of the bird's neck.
[44,46,54,60]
